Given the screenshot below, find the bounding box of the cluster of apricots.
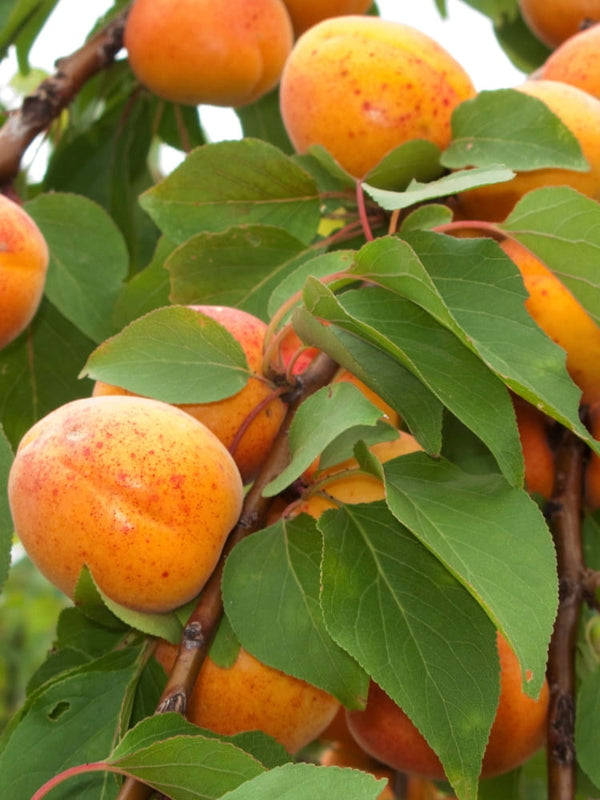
[9,0,600,793]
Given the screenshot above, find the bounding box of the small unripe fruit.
[8,396,244,613]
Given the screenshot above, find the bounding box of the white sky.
[1,0,526,176]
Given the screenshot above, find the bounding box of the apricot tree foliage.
[1,3,600,800]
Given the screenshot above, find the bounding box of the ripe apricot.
[279,16,476,177]
[456,80,600,221]
[512,395,555,499]
[8,395,243,613]
[281,0,373,36]
[500,238,600,405]
[124,0,294,107]
[93,305,287,484]
[540,23,600,100]
[187,646,340,753]
[0,194,49,350]
[346,633,549,780]
[333,367,400,428]
[518,0,600,48]
[296,431,422,518]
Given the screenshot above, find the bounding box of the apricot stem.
[432,219,504,240]
[545,427,587,800]
[356,180,375,242]
[0,8,129,185]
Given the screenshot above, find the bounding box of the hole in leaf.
[47,701,71,721]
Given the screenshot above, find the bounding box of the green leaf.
[112,236,176,329]
[0,299,95,449]
[0,649,141,800]
[106,714,266,800]
[140,139,320,246]
[80,305,249,403]
[492,13,552,73]
[0,0,58,67]
[167,224,310,320]
[351,233,595,451]
[364,165,515,211]
[264,381,392,496]
[220,762,385,800]
[301,282,523,485]
[222,516,368,707]
[236,88,294,154]
[0,426,13,595]
[319,501,499,800]
[363,139,444,191]
[575,667,600,788]
[25,193,129,343]
[443,90,587,171]
[75,567,183,644]
[400,204,453,233]
[292,309,444,455]
[384,453,557,696]
[501,186,600,326]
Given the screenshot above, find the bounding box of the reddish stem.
[356,180,374,242]
[31,762,124,800]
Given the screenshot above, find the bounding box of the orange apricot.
[93,305,287,484]
[0,194,49,350]
[518,0,600,48]
[124,0,294,107]
[295,431,422,518]
[540,23,600,100]
[279,16,476,178]
[456,80,600,221]
[512,395,555,499]
[187,646,340,753]
[346,633,549,780]
[500,238,600,405]
[282,0,373,36]
[8,395,243,613]
[333,367,400,428]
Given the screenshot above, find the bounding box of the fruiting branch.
[545,428,587,800]
[115,350,339,800]
[0,7,130,186]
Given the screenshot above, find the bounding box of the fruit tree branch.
[545,428,587,800]
[0,7,130,186]
[115,351,339,800]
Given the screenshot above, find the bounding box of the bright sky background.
[1,0,527,176]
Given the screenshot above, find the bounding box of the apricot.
[295,431,422,518]
[346,633,549,780]
[518,0,600,48]
[512,395,555,499]
[124,0,294,107]
[456,80,600,221]
[333,368,400,428]
[187,646,340,753]
[0,194,49,350]
[500,238,600,405]
[540,23,600,100]
[8,395,244,613]
[281,0,373,36]
[279,16,476,177]
[93,305,287,484]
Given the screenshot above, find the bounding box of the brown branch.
[0,7,130,186]
[115,351,339,800]
[545,428,587,800]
